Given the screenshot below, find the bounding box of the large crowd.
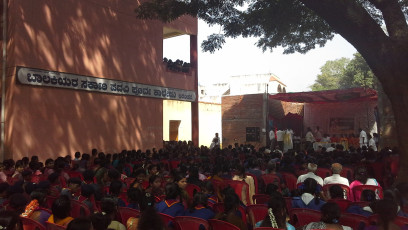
[0,139,405,230]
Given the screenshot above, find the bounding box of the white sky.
[164,19,357,92]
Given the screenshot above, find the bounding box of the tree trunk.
[376,81,398,149]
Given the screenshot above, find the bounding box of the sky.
[164,19,357,92]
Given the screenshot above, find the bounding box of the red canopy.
[269,87,377,103]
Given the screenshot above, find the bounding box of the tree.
[135,0,408,182]
[311,53,375,91]
[311,57,350,91]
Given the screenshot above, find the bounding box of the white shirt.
[305,131,315,142]
[359,130,367,145]
[269,130,275,140]
[276,130,285,141]
[297,172,324,186]
[323,174,350,186]
[369,138,377,151]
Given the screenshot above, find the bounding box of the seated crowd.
[0,141,405,230]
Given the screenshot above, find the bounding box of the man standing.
[276,129,285,151]
[269,128,276,151]
[305,127,315,151]
[359,128,367,148]
[210,133,220,150]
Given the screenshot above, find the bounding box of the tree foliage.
[311,53,375,91]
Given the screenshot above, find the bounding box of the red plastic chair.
[226,180,251,205]
[45,221,67,230]
[261,174,281,186]
[118,207,141,225]
[280,173,297,191]
[66,171,84,181]
[339,213,369,230]
[247,204,268,227]
[323,183,351,200]
[208,219,240,230]
[315,168,332,179]
[46,196,58,210]
[352,185,383,201]
[169,160,181,170]
[254,228,285,230]
[289,208,321,227]
[284,197,292,211]
[340,167,354,182]
[20,216,46,230]
[212,203,247,224]
[328,199,352,212]
[123,177,136,187]
[185,183,201,199]
[159,213,175,230]
[174,216,210,230]
[394,216,408,227]
[253,194,269,204]
[70,199,91,218]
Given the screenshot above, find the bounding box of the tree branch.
[367,0,408,39]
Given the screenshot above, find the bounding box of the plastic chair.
[254,228,285,230]
[261,174,281,186]
[66,171,84,180]
[208,219,240,230]
[247,204,268,227]
[174,216,210,230]
[394,216,408,227]
[280,173,297,191]
[284,197,292,211]
[339,213,369,230]
[340,167,354,182]
[118,207,141,225]
[328,199,352,212]
[253,194,269,204]
[185,184,201,199]
[226,180,251,205]
[169,160,180,170]
[289,208,321,227]
[315,168,331,179]
[45,221,67,230]
[70,199,91,218]
[352,185,383,201]
[159,213,175,230]
[20,216,46,230]
[46,196,58,210]
[323,183,351,200]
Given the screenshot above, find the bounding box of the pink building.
[0,0,198,160]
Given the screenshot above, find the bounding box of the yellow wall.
[163,100,192,141]
[199,103,222,147]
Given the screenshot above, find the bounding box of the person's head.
[22,170,32,182]
[127,187,142,204]
[260,196,287,228]
[82,170,95,182]
[190,192,208,211]
[200,181,215,195]
[266,162,276,173]
[68,177,82,193]
[100,196,118,218]
[15,161,24,173]
[320,202,341,224]
[148,164,158,176]
[81,184,95,198]
[307,163,318,173]
[109,180,123,197]
[331,163,342,174]
[45,159,54,169]
[0,210,22,230]
[48,172,60,185]
[234,164,246,177]
[149,175,162,189]
[133,168,146,184]
[90,213,110,230]
[302,178,318,195]
[30,189,47,207]
[223,192,240,213]
[215,133,219,137]
[66,217,93,230]
[164,183,180,200]
[361,189,376,202]
[52,195,71,220]
[265,183,280,195]
[137,207,164,230]
[173,172,187,190]
[74,152,81,159]
[354,166,369,184]
[107,169,121,181]
[329,185,344,199]
[8,193,28,214]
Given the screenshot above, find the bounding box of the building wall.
[222,94,267,148]
[163,100,192,142]
[304,101,378,136]
[1,0,197,160]
[199,102,221,147]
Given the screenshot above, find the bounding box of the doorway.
[169,120,181,141]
